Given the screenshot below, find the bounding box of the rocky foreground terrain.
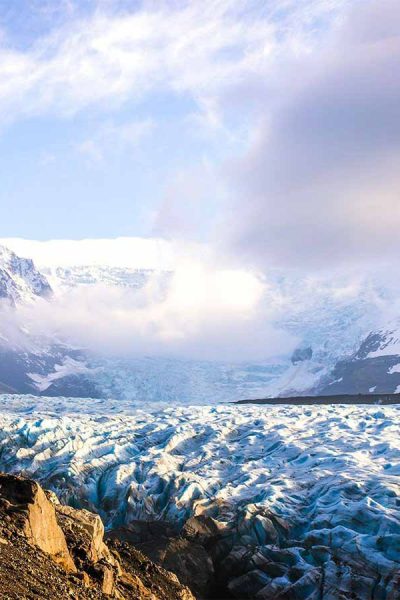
[0,473,195,600]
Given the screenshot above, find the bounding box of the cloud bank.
[12,262,297,363]
[2,236,399,364]
[224,0,400,270]
[0,1,310,121]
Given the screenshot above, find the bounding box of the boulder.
[0,473,75,571]
[182,514,223,546]
[163,537,215,599]
[56,504,111,563]
[55,503,121,595]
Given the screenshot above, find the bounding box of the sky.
[0,0,399,363]
[1,0,397,262]
[0,0,398,274]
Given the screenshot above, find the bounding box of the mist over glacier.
[1,236,397,363]
[1,242,292,362]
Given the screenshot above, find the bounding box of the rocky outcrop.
[53,504,120,595]
[0,473,195,600]
[0,474,75,571]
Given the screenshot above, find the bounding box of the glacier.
[0,395,399,598]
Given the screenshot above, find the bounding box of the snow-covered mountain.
[43,264,172,290]
[0,245,52,305]
[315,324,400,395]
[0,246,100,396]
[2,242,400,401]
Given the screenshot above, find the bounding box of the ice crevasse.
[0,397,399,598]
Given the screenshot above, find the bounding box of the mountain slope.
[0,246,100,398]
[0,245,52,304]
[315,325,400,395]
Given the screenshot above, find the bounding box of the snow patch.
[27,358,99,392]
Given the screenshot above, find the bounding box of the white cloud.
[0,237,199,269]
[0,236,297,362]
[4,235,400,364]
[3,0,397,277]
[223,0,400,270]
[0,0,344,125]
[151,162,226,240]
[13,260,296,362]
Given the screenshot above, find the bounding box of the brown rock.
[163,537,214,599]
[111,539,196,600]
[0,473,75,572]
[101,565,116,595]
[55,504,123,596]
[0,474,197,599]
[182,514,223,545]
[73,570,91,587]
[56,505,110,563]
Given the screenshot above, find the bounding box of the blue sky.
[0,0,260,239]
[0,98,212,239]
[0,0,343,240]
[0,0,399,273]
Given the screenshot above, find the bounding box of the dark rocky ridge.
[235,392,400,405]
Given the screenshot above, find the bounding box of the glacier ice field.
[0,394,399,597]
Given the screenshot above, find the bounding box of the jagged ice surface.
[0,396,399,598]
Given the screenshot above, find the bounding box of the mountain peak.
[0,244,52,305]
